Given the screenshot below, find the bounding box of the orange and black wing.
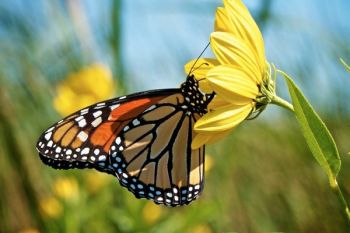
[36,89,205,206]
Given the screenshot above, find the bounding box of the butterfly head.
[180,75,209,115]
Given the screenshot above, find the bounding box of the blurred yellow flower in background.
[188,224,213,233]
[18,228,40,233]
[53,176,79,201]
[205,154,214,173]
[84,170,112,194]
[39,196,62,219]
[53,63,115,116]
[142,202,163,224]
[185,0,272,149]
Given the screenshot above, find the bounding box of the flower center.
[249,62,276,118]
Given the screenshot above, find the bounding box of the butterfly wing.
[37,90,173,174]
[36,89,205,206]
[110,94,205,206]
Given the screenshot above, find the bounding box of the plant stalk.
[331,178,350,224]
[271,95,294,112]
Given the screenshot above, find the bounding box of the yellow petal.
[191,133,211,149]
[184,58,220,77]
[191,128,233,149]
[205,129,232,145]
[207,95,230,111]
[194,102,253,132]
[184,58,220,93]
[214,7,234,33]
[210,32,262,83]
[223,0,266,71]
[207,65,259,104]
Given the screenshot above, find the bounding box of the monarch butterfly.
[36,75,213,206]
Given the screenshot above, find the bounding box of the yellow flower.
[39,196,62,219]
[53,177,79,201]
[142,202,163,224]
[18,228,40,233]
[185,0,272,149]
[205,154,214,173]
[84,170,111,194]
[54,63,115,116]
[188,224,213,233]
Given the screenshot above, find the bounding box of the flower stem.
[331,178,350,224]
[271,95,294,112]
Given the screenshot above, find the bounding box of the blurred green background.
[1,0,350,232]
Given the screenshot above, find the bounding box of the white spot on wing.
[44,132,52,141]
[146,105,156,112]
[78,119,87,127]
[75,116,84,122]
[110,104,120,110]
[94,105,105,109]
[91,117,102,127]
[81,109,89,114]
[81,147,90,155]
[93,110,102,118]
[46,126,55,133]
[132,119,140,126]
[77,131,88,142]
[47,140,53,147]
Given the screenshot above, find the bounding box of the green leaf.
[340,58,350,73]
[282,73,341,183]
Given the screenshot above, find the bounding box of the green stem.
[331,178,350,224]
[276,68,350,225]
[340,58,350,72]
[271,95,294,112]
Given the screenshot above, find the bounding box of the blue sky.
[1,0,350,113]
[120,0,350,114]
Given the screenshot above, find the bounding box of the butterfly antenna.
[187,42,210,77]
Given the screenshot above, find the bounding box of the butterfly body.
[37,75,209,206]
